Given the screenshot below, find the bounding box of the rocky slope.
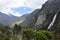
[12,0,60,31]
[11,9,40,27]
[35,0,60,30]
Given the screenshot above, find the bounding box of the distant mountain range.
[0,12,19,26]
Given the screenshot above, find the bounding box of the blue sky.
[12,6,33,15]
[0,0,47,17]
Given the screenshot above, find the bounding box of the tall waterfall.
[47,11,59,30]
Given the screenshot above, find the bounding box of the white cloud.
[0,0,47,16]
[0,0,25,16]
[0,8,22,17]
[0,0,25,8]
[25,0,47,9]
[0,0,47,8]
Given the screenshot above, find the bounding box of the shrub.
[23,28,36,37]
[40,30,54,39]
[34,31,48,40]
[0,31,13,40]
[13,24,22,34]
[23,28,54,40]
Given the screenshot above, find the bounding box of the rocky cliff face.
[51,11,60,32]
[35,0,60,30]
[36,0,60,39]
[12,0,60,31]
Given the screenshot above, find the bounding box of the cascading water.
[47,11,59,30]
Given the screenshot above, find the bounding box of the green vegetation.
[40,30,53,39]
[35,31,48,40]
[0,29,13,40]
[13,24,22,34]
[0,24,54,40]
[23,28,36,40]
[23,28,53,40]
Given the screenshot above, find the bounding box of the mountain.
[34,0,60,30]
[0,12,19,26]
[11,9,40,27]
[12,0,60,31]
[11,0,60,40]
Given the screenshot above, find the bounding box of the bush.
[22,34,28,40]
[23,29,53,40]
[35,31,48,40]
[0,31,13,40]
[40,30,53,39]
[13,24,22,34]
[23,28,36,38]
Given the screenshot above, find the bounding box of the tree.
[13,24,22,34]
[23,28,53,40]
[35,31,48,40]
[34,30,54,40]
[23,28,36,40]
[40,30,53,39]
[4,26,11,30]
[0,31,13,40]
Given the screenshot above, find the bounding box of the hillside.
[12,0,60,30]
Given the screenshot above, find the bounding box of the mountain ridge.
[11,0,60,30]
[0,12,19,26]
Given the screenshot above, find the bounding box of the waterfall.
[47,11,58,30]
